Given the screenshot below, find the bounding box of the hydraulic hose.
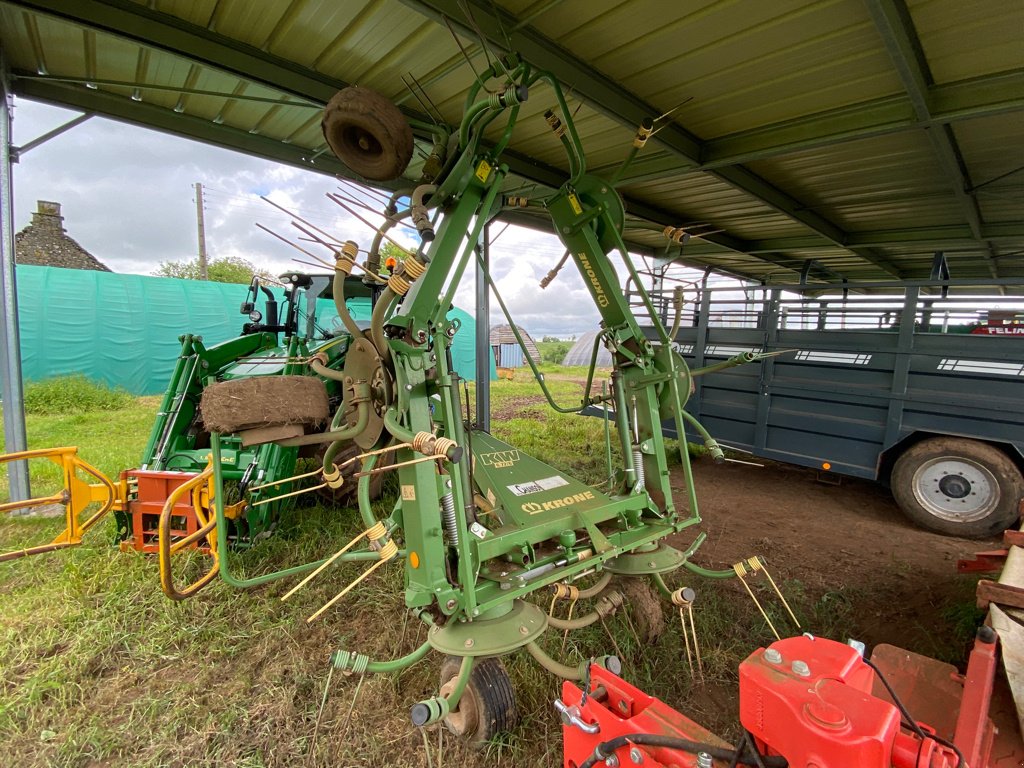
[678,408,724,463]
[309,356,347,382]
[577,571,613,599]
[577,733,788,768]
[669,285,685,340]
[331,638,433,675]
[410,184,438,241]
[526,641,584,681]
[691,351,758,377]
[546,591,623,630]
[370,286,399,367]
[332,267,367,341]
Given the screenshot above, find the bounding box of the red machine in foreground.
[561,630,1015,768]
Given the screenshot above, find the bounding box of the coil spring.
[440,492,459,546]
[633,447,646,490]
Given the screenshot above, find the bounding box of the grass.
[0,367,984,767]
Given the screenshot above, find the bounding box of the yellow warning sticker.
[401,485,416,501]
[475,159,492,182]
[568,194,582,215]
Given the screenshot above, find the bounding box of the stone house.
[15,200,112,272]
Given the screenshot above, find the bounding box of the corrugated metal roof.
[0,0,1021,290]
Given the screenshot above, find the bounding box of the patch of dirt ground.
[677,457,987,649]
[663,456,1000,739]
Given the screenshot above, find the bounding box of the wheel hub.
[912,457,998,523]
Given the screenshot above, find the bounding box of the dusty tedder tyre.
[614,575,666,644]
[438,656,518,745]
[891,437,1023,538]
[322,86,414,181]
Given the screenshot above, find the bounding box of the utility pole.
[194,181,208,280]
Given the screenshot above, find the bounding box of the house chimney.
[31,201,64,234]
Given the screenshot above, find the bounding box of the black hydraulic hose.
[577,733,788,768]
[861,656,966,768]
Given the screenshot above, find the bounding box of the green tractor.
[115,270,385,553]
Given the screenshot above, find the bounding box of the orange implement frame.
[120,469,208,554]
[0,447,118,562]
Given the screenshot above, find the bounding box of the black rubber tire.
[322,86,414,181]
[613,575,666,643]
[891,437,1023,538]
[438,656,518,745]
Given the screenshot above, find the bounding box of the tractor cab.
[240,272,381,342]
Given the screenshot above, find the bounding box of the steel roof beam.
[7,0,347,103]
[677,221,1024,254]
[608,68,1024,183]
[16,75,767,267]
[6,0,798,274]
[864,0,999,280]
[397,0,903,277]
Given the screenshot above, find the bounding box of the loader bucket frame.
[0,447,118,562]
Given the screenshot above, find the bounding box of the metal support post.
[0,49,30,502]
[475,227,491,432]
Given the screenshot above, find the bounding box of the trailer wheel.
[322,86,413,181]
[438,656,518,745]
[891,437,1023,538]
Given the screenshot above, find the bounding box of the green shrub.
[23,375,135,415]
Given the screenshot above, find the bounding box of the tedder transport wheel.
[891,437,1024,538]
[438,656,518,745]
[322,86,414,181]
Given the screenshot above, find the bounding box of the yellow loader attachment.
[0,447,120,562]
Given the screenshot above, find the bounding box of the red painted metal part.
[563,634,1011,768]
[120,470,205,553]
[560,664,732,768]
[958,549,1010,574]
[740,636,959,768]
[953,631,998,768]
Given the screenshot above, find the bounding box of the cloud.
[11,97,648,337]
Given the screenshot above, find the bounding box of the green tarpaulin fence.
[14,265,491,395]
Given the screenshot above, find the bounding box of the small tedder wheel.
[322,86,414,181]
[438,656,518,745]
[891,437,1023,538]
[614,575,666,644]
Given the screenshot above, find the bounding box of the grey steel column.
[0,49,30,501]
[475,227,491,432]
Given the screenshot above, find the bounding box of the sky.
[10,97,623,339]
